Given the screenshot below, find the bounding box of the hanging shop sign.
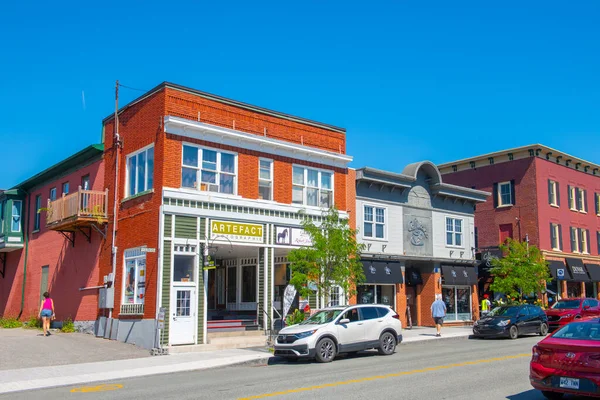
[210,220,264,243]
[275,226,313,246]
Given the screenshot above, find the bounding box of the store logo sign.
[211,220,264,243]
[385,266,391,275]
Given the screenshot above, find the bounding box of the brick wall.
[0,159,104,321]
[443,157,539,248]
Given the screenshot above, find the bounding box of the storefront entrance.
[170,253,198,345]
[442,286,472,321]
[357,284,395,309]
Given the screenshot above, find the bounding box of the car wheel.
[509,325,519,340]
[378,332,397,355]
[539,323,549,336]
[541,391,564,400]
[315,338,336,363]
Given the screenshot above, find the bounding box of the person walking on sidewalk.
[481,294,491,316]
[38,292,55,337]
[431,294,446,337]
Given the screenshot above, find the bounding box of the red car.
[545,298,600,331]
[530,318,600,399]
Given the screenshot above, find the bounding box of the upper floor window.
[595,193,600,215]
[550,223,562,251]
[597,231,600,255]
[446,217,463,247]
[258,159,273,201]
[34,195,42,231]
[126,146,154,197]
[0,200,5,234]
[292,166,333,208]
[12,201,22,233]
[62,182,70,195]
[81,175,90,191]
[49,188,57,202]
[570,227,589,254]
[568,186,587,212]
[548,180,559,207]
[494,181,514,208]
[182,145,236,195]
[363,205,385,239]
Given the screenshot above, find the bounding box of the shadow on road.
[507,389,589,400]
[267,350,382,366]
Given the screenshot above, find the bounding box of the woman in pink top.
[38,292,55,337]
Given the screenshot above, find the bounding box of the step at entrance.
[207,319,259,333]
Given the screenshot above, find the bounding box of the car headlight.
[295,330,317,339]
[497,319,511,327]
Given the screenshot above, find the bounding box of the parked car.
[545,298,600,332]
[274,304,402,363]
[530,318,600,399]
[472,304,548,339]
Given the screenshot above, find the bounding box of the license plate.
[559,377,580,389]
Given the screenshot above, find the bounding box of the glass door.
[442,286,472,321]
[442,287,456,321]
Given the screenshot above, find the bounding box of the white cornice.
[164,116,353,169]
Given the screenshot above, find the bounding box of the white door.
[361,306,384,342]
[336,308,365,347]
[170,287,196,345]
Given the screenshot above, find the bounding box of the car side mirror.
[339,318,350,325]
[584,305,591,310]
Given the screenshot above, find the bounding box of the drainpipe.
[17,190,31,320]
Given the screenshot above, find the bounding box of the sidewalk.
[0,326,472,394]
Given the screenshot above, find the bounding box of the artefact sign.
[210,220,264,243]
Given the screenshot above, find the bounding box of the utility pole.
[109,80,120,322]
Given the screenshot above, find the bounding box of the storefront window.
[241,264,256,302]
[442,286,472,321]
[585,282,595,299]
[174,255,195,282]
[123,248,146,305]
[357,285,395,310]
[227,266,237,304]
[567,282,581,298]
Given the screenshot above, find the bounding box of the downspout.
[17,190,31,320]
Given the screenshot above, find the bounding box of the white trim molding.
[164,116,353,169]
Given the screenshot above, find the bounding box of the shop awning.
[584,263,600,281]
[548,260,571,280]
[442,265,477,286]
[405,268,423,286]
[362,260,403,284]
[565,258,591,282]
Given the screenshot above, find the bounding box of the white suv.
[274,304,403,363]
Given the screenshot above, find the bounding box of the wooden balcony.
[46,188,109,231]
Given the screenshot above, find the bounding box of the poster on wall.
[137,258,146,302]
[275,226,313,246]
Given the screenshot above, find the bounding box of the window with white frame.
[363,205,385,239]
[580,229,589,254]
[34,195,41,231]
[0,200,5,234]
[550,223,561,251]
[126,146,154,197]
[446,217,463,247]
[11,201,22,233]
[329,285,343,306]
[62,182,69,195]
[577,188,587,212]
[596,193,600,215]
[568,186,577,210]
[49,188,57,202]
[570,227,580,253]
[292,166,333,208]
[548,180,558,206]
[498,182,512,206]
[182,145,236,195]
[123,248,146,305]
[258,159,273,201]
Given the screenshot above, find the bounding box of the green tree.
[288,207,366,305]
[489,239,551,302]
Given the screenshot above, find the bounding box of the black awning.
[548,260,571,281]
[462,266,478,285]
[362,260,403,284]
[442,265,458,285]
[442,265,478,286]
[565,258,591,282]
[405,268,423,286]
[585,264,600,281]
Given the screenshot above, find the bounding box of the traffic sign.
[557,269,565,279]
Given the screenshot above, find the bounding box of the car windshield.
[551,300,582,309]
[552,322,600,341]
[488,307,519,317]
[299,309,343,325]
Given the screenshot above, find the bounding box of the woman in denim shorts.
[38,292,55,337]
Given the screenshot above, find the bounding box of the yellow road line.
[238,353,530,400]
[70,383,123,393]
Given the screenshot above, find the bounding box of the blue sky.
[1,1,599,188]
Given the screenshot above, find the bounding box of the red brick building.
[98,82,354,349]
[440,144,600,302]
[0,145,106,330]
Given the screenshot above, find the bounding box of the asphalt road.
[2,335,592,400]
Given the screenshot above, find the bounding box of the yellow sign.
[71,384,123,393]
[211,220,264,243]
